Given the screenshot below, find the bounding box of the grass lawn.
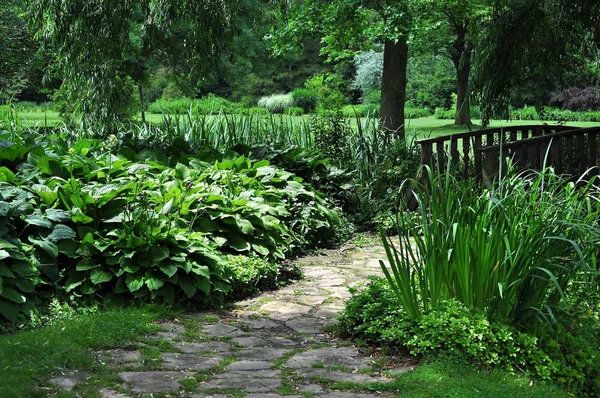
[13,110,600,139]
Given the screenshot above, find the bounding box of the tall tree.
[0,0,38,102]
[271,0,422,138]
[473,0,600,122]
[29,0,238,129]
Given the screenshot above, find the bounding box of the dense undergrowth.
[341,165,600,396]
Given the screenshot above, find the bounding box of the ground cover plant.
[341,164,600,396]
[0,120,344,324]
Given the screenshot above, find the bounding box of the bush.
[433,108,455,119]
[340,104,379,118]
[536,107,600,122]
[285,106,304,116]
[304,74,346,112]
[340,278,600,396]
[291,89,318,113]
[224,255,281,299]
[147,95,244,115]
[511,105,539,120]
[362,88,381,105]
[257,93,294,114]
[550,86,599,111]
[404,107,431,119]
[0,129,342,323]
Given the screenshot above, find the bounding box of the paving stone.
[297,368,385,383]
[198,377,282,393]
[237,347,289,360]
[297,384,326,393]
[160,322,186,333]
[173,341,232,354]
[215,369,281,378]
[245,318,281,330]
[327,287,352,300]
[317,278,347,287]
[314,308,341,319]
[245,394,300,398]
[161,353,223,370]
[286,347,371,369]
[319,393,381,398]
[285,316,328,334]
[292,295,328,306]
[120,371,194,392]
[262,336,300,348]
[98,349,142,367]
[231,336,269,348]
[99,388,131,398]
[259,301,312,319]
[227,360,272,371]
[202,323,246,338]
[48,370,88,391]
[147,332,180,341]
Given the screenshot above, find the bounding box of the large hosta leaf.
[1,286,26,303]
[126,274,144,292]
[0,298,20,322]
[91,269,114,284]
[47,224,76,242]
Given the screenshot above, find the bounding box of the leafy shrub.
[285,106,304,116]
[511,105,539,120]
[304,74,346,112]
[238,106,270,116]
[362,88,381,105]
[352,51,384,98]
[257,93,294,114]
[404,107,431,119]
[550,86,599,111]
[0,129,342,322]
[537,107,600,122]
[340,277,600,396]
[291,89,318,113]
[433,108,455,119]
[223,255,280,299]
[340,104,379,117]
[148,95,244,115]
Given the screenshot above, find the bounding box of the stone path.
[49,237,415,397]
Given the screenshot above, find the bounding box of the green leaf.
[47,224,76,242]
[194,275,211,295]
[12,261,37,277]
[145,276,165,291]
[179,275,197,298]
[175,163,191,180]
[0,298,20,322]
[24,214,53,229]
[229,236,250,252]
[46,209,72,222]
[15,279,36,293]
[236,218,255,235]
[1,286,26,303]
[190,265,210,278]
[126,274,144,292]
[72,207,93,224]
[159,264,178,278]
[0,249,9,261]
[149,246,170,264]
[76,259,99,271]
[0,167,15,183]
[29,238,59,258]
[91,269,113,284]
[0,263,14,277]
[252,243,270,256]
[0,202,10,217]
[196,218,218,232]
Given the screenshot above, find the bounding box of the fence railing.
[416,125,577,182]
[478,126,600,183]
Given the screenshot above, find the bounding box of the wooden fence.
[478,126,600,183]
[415,125,577,183]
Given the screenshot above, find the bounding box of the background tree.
[473,0,600,122]
[29,0,238,129]
[0,0,39,102]
[271,0,424,138]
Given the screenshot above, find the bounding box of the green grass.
[13,111,600,138]
[340,357,569,398]
[0,305,169,398]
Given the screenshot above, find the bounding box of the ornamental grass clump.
[380,163,600,333]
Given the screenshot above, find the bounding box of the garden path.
[49,237,414,397]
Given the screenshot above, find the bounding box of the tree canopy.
[29,0,239,128]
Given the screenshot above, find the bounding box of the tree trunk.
[450,21,472,126]
[454,52,471,125]
[380,38,408,139]
[139,84,146,124]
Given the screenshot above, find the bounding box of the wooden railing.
[416,125,577,182]
[478,126,600,183]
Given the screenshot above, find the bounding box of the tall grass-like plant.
[380,163,600,332]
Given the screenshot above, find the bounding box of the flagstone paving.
[49,237,415,397]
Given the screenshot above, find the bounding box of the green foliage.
[304,74,346,112]
[148,95,244,115]
[285,106,304,116]
[0,126,342,323]
[433,108,456,119]
[404,108,432,119]
[381,165,600,329]
[257,93,295,114]
[351,51,384,98]
[340,277,600,396]
[340,104,379,118]
[291,89,318,113]
[406,56,456,110]
[223,255,280,299]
